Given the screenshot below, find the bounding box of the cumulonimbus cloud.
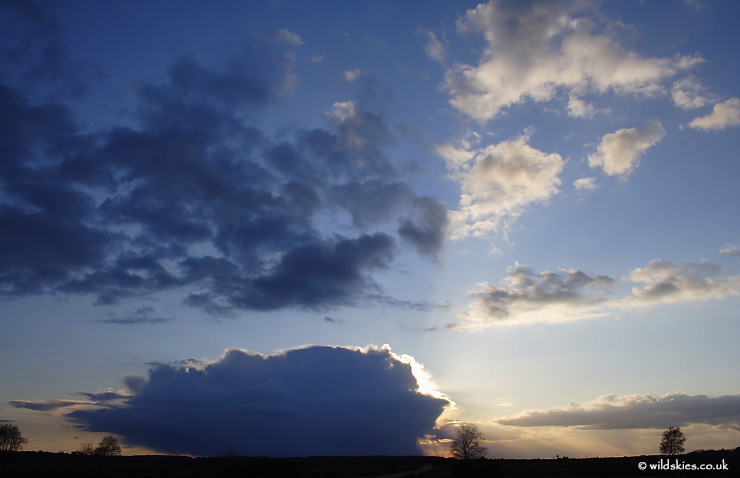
[65,345,452,456]
[496,392,740,431]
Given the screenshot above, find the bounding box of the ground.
[1,450,737,477]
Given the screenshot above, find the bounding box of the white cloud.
[342,68,364,82]
[437,132,564,240]
[566,95,596,118]
[588,121,665,177]
[671,76,712,109]
[423,31,448,63]
[720,243,740,256]
[445,1,698,121]
[624,259,740,305]
[573,176,597,191]
[497,392,740,431]
[325,100,357,123]
[689,97,740,131]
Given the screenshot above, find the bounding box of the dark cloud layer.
[497,393,740,431]
[0,3,448,314]
[67,346,450,456]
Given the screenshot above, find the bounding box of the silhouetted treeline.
[1,449,739,477]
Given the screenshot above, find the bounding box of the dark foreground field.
[2,450,738,477]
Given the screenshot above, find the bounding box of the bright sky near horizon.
[1,0,740,459]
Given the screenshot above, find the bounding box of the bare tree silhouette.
[0,423,27,451]
[450,422,487,459]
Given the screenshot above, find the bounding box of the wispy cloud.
[96,307,172,325]
[268,28,304,46]
[9,400,91,412]
[720,243,740,256]
[422,30,448,64]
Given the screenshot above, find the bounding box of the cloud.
[573,177,597,191]
[588,121,665,177]
[624,259,740,305]
[459,263,614,327]
[96,307,173,325]
[720,243,740,256]
[496,393,740,431]
[689,98,740,131]
[0,30,447,314]
[9,391,129,411]
[457,258,740,328]
[444,1,699,121]
[0,84,112,297]
[66,345,451,456]
[70,391,130,403]
[268,28,304,46]
[342,68,363,82]
[438,131,564,239]
[0,0,99,98]
[566,95,597,118]
[671,76,713,109]
[423,31,448,64]
[9,400,91,412]
[398,196,450,258]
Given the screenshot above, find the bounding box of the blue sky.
[1,0,739,458]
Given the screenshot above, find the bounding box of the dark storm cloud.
[67,345,450,456]
[496,393,740,431]
[0,84,112,297]
[0,4,448,313]
[0,0,98,97]
[184,233,396,313]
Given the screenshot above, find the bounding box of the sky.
[1,0,740,459]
